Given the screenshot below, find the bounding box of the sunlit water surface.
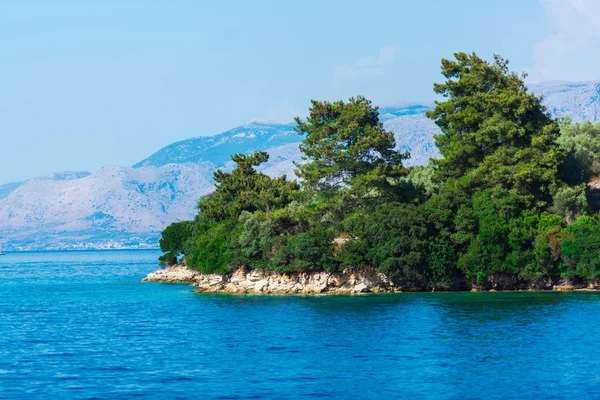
[1,250,600,398]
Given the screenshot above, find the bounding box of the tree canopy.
[200,151,299,220]
[295,96,408,197]
[427,53,563,203]
[158,52,600,289]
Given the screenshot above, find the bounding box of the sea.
[1,250,599,398]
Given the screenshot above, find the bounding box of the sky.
[1,0,599,184]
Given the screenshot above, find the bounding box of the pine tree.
[200,152,299,220]
[426,52,564,204]
[295,96,408,197]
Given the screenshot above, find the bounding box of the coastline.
[143,265,399,294]
[142,265,600,294]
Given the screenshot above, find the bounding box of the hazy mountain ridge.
[531,80,600,122]
[133,121,299,169]
[1,80,598,250]
[0,164,214,250]
[0,142,308,250]
[0,181,26,201]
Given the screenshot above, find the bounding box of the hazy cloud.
[334,46,398,79]
[529,0,600,82]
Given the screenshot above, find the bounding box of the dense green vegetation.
[159,52,600,288]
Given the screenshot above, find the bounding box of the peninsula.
[146,53,600,293]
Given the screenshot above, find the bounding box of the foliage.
[427,237,456,286]
[398,164,439,202]
[557,118,600,184]
[360,203,429,283]
[157,53,600,286]
[271,226,338,273]
[527,212,566,280]
[561,216,600,279]
[200,151,299,221]
[426,52,563,203]
[458,188,538,282]
[235,211,274,268]
[158,220,196,266]
[295,95,408,199]
[158,252,178,267]
[186,219,236,274]
[549,185,588,224]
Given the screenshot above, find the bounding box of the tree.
[158,220,195,266]
[421,53,567,286]
[557,118,600,185]
[550,185,589,224]
[295,96,408,197]
[200,151,299,220]
[361,202,429,284]
[561,216,600,279]
[426,52,563,203]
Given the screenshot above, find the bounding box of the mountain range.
[1,80,599,250]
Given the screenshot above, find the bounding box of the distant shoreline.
[3,248,160,254]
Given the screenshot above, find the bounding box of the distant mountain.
[531,80,600,122]
[0,164,214,250]
[384,114,440,166]
[41,171,92,181]
[1,81,599,250]
[134,105,440,172]
[378,103,433,121]
[134,121,300,169]
[0,171,91,201]
[0,181,26,201]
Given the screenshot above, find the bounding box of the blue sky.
[1,0,599,183]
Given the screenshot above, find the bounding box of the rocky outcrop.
[194,266,399,294]
[551,277,599,291]
[143,265,600,293]
[469,274,599,291]
[142,264,203,283]
[143,265,399,294]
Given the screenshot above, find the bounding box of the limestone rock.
[143,265,396,294]
[142,264,202,283]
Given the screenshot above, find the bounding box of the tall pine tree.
[426,52,564,205]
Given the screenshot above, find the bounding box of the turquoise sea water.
[1,250,600,398]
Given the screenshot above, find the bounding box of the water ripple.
[1,250,600,398]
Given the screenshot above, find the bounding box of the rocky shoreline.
[143,265,398,294]
[142,265,600,294]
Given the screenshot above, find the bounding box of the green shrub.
[561,216,600,279]
[187,220,236,274]
[550,185,589,224]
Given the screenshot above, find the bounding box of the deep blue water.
[1,250,600,398]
